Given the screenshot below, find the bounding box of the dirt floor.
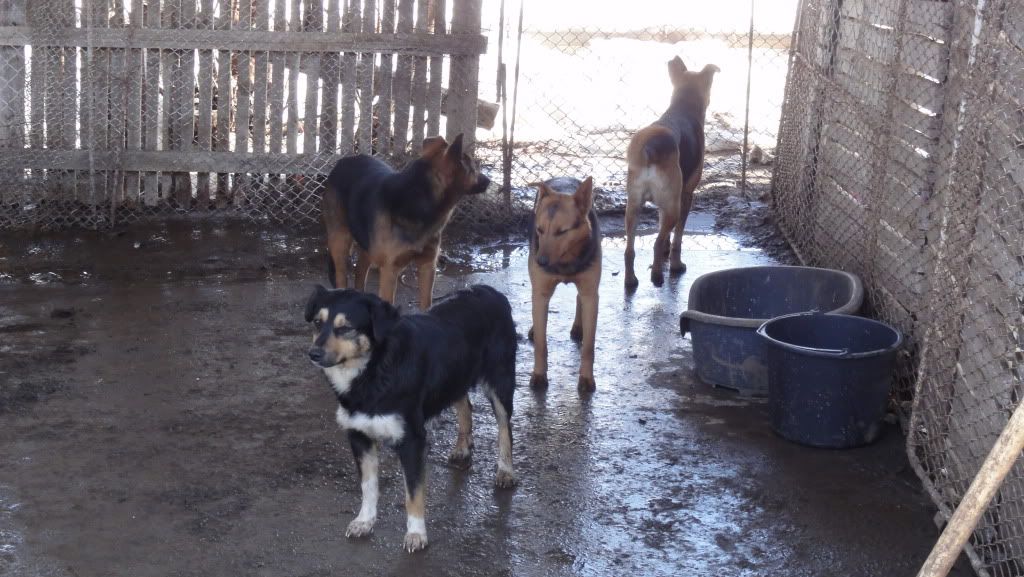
[0,198,973,576]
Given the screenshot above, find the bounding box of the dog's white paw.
[345,518,375,538]
[404,531,429,553]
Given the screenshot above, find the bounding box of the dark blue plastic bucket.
[679,266,863,395]
[756,312,903,449]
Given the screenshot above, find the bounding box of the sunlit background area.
[474,0,801,201]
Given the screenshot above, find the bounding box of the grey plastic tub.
[758,312,903,448]
[679,266,863,395]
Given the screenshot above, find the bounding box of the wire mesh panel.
[0,0,796,232]
[478,0,796,211]
[0,0,490,229]
[775,0,1024,574]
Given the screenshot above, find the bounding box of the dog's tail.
[642,131,677,165]
[326,251,338,288]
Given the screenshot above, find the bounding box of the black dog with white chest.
[304,284,518,552]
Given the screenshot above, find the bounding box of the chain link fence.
[0,0,795,234]
[774,0,1024,574]
[476,0,795,216]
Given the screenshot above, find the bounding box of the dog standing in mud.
[624,57,718,288]
[322,134,490,309]
[305,284,518,552]
[527,177,601,393]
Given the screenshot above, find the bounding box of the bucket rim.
[755,311,904,359]
[681,266,864,330]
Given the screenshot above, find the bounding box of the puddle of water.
[435,227,765,278]
[28,272,62,285]
[0,486,67,577]
[602,232,761,253]
[443,245,530,274]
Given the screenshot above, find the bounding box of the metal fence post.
[740,0,754,198]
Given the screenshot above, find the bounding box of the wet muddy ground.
[0,207,970,577]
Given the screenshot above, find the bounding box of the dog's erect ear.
[574,176,595,213]
[446,133,465,160]
[527,182,548,212]
[668,56,688,87]
[369,298,400,345]
[304,285,329,322]
[533,182,555,209]
[421,135,447,158]
[701,64,720,100]
[703,63,721,86]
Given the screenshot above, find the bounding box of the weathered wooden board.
[0,0,487,222]
[339,0,359,155]
[0,0,25,195]
[906,0,952,41]
[0,26,488,55]
[2,149,343,173]
[123,0,146,204]
[409,0,429,151]
[302,0,322,156]
[428,0,446,138]
[196,0,215,207]
[319,0,341,155]
[214,0,233,203]
[356,0,375,154]
[390,0,414,157]
[901,34,949,82]
[375,0,395,156]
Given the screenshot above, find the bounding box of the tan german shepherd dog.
[527,177,602,393]
[624,58,718,287]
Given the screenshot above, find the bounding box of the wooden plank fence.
[0,0,486,227]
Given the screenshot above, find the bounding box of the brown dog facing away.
[527,176,602,393]
[624,57,718,288]
[322,134,490,309]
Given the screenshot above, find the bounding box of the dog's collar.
[533,210,600,277]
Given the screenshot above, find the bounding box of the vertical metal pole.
[498,0,510,207]
[504,0,523,207]
[741,0,755,198]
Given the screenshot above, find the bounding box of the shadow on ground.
[0,212,970,577]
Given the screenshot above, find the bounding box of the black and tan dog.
[305,284,517,552]
[526,177,601,393]
[624,57,718,288]
[322,134,490,309]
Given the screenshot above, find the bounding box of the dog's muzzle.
[470,175,491,195]
[308,347,327,365]
[309,347,347,368]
